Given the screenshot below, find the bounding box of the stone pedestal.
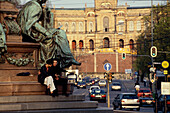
[0,42,40,77]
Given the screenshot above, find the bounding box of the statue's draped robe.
[17,0,78,68]
[0,23,7,56]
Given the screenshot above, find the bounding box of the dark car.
[90,89,106,102]
[77,81,86,89]
[154,95,170,113]
[113,93,140,111]
[139,97,155,106]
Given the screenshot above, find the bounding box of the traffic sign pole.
[161,61,169,113]
[103,63,112,108]
[107,77,110,108]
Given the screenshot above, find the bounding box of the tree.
[134,3,170,81]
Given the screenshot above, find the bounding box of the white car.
[111,82,121,91]
[98,80,106,87]
[88,86,100,95]
[113,93,140,111]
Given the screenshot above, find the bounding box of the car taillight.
[91,95,95,97]
[167,101,170,104]
[102,95,106,97]
[142,100,146,102]
[153,100,155,103]
[137,100,140,102]
[121,100,125,102]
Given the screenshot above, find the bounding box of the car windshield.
[100,80,105,83]
[113,83,120,86]
[78,82,85,85]
[139,90,150,93]
[91,87,99,90]
[123,95,138,99]
[166,95,170,99]
[92,89,105,94]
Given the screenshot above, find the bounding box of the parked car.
[90,89,106,102]
[111,82,121,91]
[139,97,155,106]
[112,93,140,111]
[153,95,170,113]
[137,88,152,97]
[77,81,86,89]
[98,79,106,87]
[88,86,100,95]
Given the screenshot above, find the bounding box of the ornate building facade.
[51,0,151,73]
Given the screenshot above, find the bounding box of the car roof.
[139,88,151,90]
[90,86,100,88]
[112,82,120,84]
[121,93,136,95]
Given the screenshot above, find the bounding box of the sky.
[21,0,168,8]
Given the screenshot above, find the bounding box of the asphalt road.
[73,79,155,113]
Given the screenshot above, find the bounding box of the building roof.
[127,6,151,9]
[52,8,85,10]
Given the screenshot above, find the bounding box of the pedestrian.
[38,59,57,97]
[49,59,69,97]
[53,73,69,97]
[134,81,140,93]
[143,79,147,87]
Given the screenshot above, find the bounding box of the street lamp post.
[150,0,158,113]
[115,22,124,73]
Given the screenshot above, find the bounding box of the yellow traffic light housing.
[150,46,157,57]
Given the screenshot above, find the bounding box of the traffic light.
[107,72,112,83]
[122,53,126,60]
[150,46,157,57]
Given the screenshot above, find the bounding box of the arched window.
[65,22,68,32]
[72,22,76,32]
[57,22,61,28]
[119,39,124,48]
[79,40,83,50]
[79,22,83,32]
[103,37,109,48]
[72,40,76,50]
[89,39,94,51]
[129,39,134,49]
[103,16,109,32]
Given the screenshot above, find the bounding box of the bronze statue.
[16,0,81,68]
[0,23,7,57]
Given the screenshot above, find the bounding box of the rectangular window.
[119,24,124,32]
[89,22,93,32]
[129,21,134,31]
[137,21,141,31]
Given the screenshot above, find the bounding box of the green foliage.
[134,4,170,77]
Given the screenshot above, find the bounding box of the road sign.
[162,61,169,69]
[164,70,168,75]
[161,82,170,95]
[151,79,155,83]
[104,63,112,71]
[135,72,138,75]
[125,69,132,74]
